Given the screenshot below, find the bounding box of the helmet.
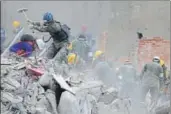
[94,50,103,58]
[68,53,78,64]
[153,56,160,63]
[13,21,20,28]
[43,12,53,22]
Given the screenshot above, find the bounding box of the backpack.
[43,21,71,43]
[55,21,71,38]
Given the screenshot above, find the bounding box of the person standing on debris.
[140,56,164,104]
[72,34,90,63]
[10,34,37,57]
[27,12,70,62]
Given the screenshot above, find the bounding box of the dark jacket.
[140,62,163,87]
[32,21,69,42]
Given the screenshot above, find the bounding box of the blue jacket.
[10,42,34,57]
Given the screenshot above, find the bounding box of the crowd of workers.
[1,12,170,113]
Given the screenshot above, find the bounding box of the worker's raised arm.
[33,25,49,32]
[32,22,42,26]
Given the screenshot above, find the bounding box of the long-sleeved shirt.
[140,62,163,87]
[10,41,34,57]
[32,21,68,42]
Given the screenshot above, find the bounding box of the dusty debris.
[1,53,127,114]
[58,91,80,114]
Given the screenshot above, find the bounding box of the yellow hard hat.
[94,50,103,58]
[68,53,77,64]
[160,59,165,66]
[12,21,20,28]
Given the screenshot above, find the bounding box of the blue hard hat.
[43,12,53,22]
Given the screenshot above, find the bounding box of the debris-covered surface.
[1,52,135,114]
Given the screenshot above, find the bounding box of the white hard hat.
[153,56,160,60]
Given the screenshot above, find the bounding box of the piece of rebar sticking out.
[137,32,143,39]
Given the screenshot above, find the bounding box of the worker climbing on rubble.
[10,34,37,57]
[27,12,70,63]
[140,56,164,105]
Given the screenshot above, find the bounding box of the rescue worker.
[67,53,85,71]
[79,25,95,48]
[72,34,90,62]
[160,59,167,81]
[92,50,104,68]
[27,12,70,63]
[12,21,22,33]
[140,56,164,104]
[158,59,167,91]
[93,52,115,86]
[10,34,36,57]
[116,60,137,98]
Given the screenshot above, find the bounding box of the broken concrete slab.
[45,89,58,114]
[74,80,104,92]
[13,62,26,70]
[58,91,80,114]
[2,92,23,104]
[39,72,53,87]
[3,77,21,89]
[52,74,75,95]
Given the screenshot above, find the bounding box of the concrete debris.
[0,55,104,114]
[52,74,76,95]
[1,53,139,114]
[58,91,80,114]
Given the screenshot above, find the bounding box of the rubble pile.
[1,53,133,114]
[1,56,57,114]
[1,54,98,114]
